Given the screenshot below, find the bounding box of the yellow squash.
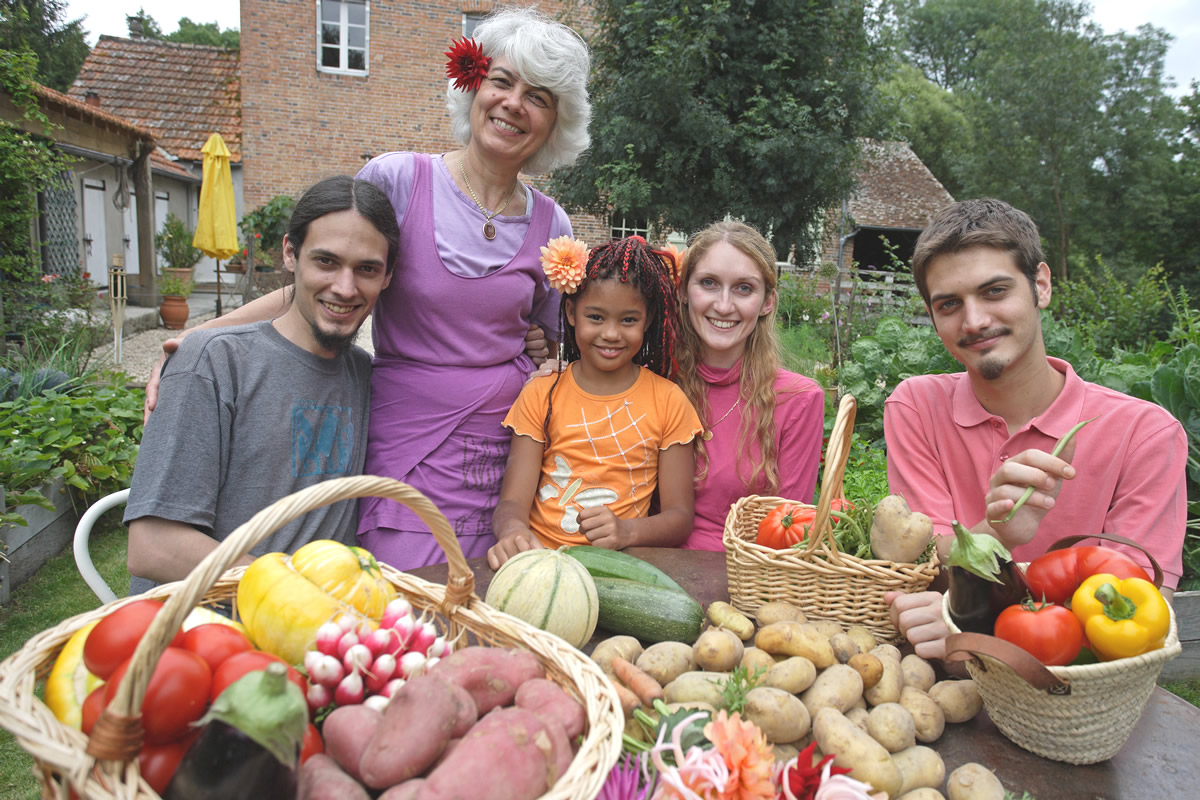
[236,540,396,665]
[45,621,103,729]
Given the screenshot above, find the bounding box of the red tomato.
[757,500,851,549]
[83,599,186,680]
[210,650,306,703]
[138,730,199,795]
[1075,546,1152,584]
[1026,546,1153,605]
[994,600,1085,666]
[104,647,212,744]
[180,624,254,674]
[81,684,107,736]
[300,722,324,765]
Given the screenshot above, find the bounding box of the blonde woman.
[674,221,825,550]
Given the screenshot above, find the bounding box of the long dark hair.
[285,176,400,273]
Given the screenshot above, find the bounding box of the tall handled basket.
[0,476,624,799]
[723,394,940,642]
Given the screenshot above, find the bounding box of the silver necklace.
[702,399,741,442]
[459,159,518,240]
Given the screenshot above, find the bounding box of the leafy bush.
[154,213,203,270]
[0,328,99,401]
[1050,258,1172,358]
[239,194,297,256]
[777,323,832,377]
[841,436,890,505]
[158,270,195,298]
[0,375,143,527]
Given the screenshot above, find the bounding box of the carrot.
[611,655,664,708]
[610,677,641,720]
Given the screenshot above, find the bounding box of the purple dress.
[356,153,564,569]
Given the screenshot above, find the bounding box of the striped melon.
[485,549,599,648]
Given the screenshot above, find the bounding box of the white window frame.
[462,12,485,38]
[610,216,650,241]
[316,0,369,76]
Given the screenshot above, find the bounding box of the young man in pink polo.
[883,198,1187,658]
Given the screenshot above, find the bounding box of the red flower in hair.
[444,37,490,92]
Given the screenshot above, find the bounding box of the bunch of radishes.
[303,597,453,713]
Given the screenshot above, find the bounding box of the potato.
[901,654,936,693]
[707,601,756,640]
[754,601,807,626]
[807,619,844,639]
[754,622,836,668]
[829,633,861,664]
[848,653,884,690]
[430,646,545,714]
[321,704,382,782]
[899,686,945,743]
[592,635,643,677]
[845,625,878,654]
[693,628,745,672]
[298,754,372,800]
[845,706,870,731]
[897,790,946,800]
[864,652,903,705]
[771,742,802,763]
[741,647,776,680]
[764,656,817,694]
[359,674,462,789]
[870,494,934,563]
[744,686,810,743]
[800,664,863,718]
[946,762,1006,800]
[866,702,916,753]
[929,680,983,724]
[664,671,729,709]
[892,745,946,795]
[871,643,903,663]
[636,641,697,686]
[515,678,585,739]
[812,707,903,796]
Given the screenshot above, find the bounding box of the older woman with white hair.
[146,8,591,570]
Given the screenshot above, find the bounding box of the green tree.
[548,0,874,260]
[124,7,163,39]
[167,17,239,49]
[0,0,89,92]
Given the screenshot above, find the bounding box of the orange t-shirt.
[504,366,702,548]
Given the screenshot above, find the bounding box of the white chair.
[72,488,129,603]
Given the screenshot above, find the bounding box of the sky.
[64,0,1198,96]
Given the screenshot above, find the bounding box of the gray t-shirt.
[125,320,372,594]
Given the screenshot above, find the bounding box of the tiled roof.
[31,83,154,141]
[69,36,240,163]
[150,148,199,181]
[848,140,954,229]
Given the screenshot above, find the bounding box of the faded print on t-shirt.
[293,404,356,476]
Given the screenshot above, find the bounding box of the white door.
[154,192,170,272]
[82,179,108,286]
[123,193,140,276]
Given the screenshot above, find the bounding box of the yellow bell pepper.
[1071,573,1169,661]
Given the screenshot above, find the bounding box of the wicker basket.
[723,394,940,642]
[0,476,624,799]
[943,593,1181,764]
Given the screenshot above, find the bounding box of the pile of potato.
[595,600,1009,800]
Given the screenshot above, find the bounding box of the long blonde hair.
[674,220,784,493]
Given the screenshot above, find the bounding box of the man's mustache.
[957,328,1011,348]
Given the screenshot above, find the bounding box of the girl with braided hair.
[487,236,702,568]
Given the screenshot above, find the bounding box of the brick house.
[68,33,242,292]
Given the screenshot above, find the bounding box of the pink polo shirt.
[884,358,1186,588]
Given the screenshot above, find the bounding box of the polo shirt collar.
[951,357,1083,438]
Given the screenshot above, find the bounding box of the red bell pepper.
[1024,545,1152,605]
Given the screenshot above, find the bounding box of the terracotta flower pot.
[160,295,190,330]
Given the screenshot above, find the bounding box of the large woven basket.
[723,394,940,642]
[0,476,624,799]
[943,593,1180,764]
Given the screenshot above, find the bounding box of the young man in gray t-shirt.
[125,177,399,592]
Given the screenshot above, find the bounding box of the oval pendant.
[702,430,713,442]
[483,221,497,240]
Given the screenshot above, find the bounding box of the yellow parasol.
[193,132,239,315]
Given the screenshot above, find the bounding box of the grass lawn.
[2,519,1199,798]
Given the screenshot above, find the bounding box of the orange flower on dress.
[661,243,687,285]
[540,235,589,294]
[704,711,775,800]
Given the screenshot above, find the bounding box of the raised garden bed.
[1161,589,1200,681]
[0,477,82,605]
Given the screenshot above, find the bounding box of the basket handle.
[800,393,856,564]
[87,476,470,763]
[943,632,1072,695]
[1043,532,1164,589]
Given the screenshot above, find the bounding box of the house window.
[463,12,485,38]
[610,216,650,241]
[318,0,368,74]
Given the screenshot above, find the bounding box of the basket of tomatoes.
[943,534,1180,764]
[722,394,939,642]
[0,476,623,799]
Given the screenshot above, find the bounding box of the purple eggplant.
[946,520,1030,635]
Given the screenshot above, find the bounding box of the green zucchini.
[563,546,687,593]
[592,577,704,644]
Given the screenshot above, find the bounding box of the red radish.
[380,597,412,630]
[304,649,323,676]
[391,614,416,648]
[314,622,343,656]
[307,681,332,711]
[334,671,364,706]
[381,678,405,698]
[335,614,358,633]
[366,653,397,693]
[426,636,450,660]
[363,694,389,713]
[310,654,345,689]
[399,650,427,679]
[365,627,401,658]
[336,630,360,661]
[343,643,373,675]
[410,621,437,656]
[424,656,440,672]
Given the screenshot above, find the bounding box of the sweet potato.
[516,678,587,739]
[298,754,372,800]
[379,779,426,800]
[447,684,479,737]
[322,704,383,782]
[418,707,567,800]
[359,673,461,789]
[430,646,546,713]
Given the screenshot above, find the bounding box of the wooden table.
[409,548,1200,797]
